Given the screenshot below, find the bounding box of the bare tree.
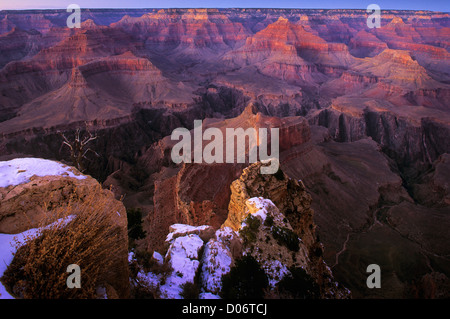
[59,126,99,172]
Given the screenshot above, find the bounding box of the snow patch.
[152,251,164,265]
[246,197,270,222]
[0,216,74,299]
[199,292,220,299]
[166,224,211,243]
[200,239,232,294]
[0,157,86,188]
[262,259,289,288]
[128,251,135,263]
[0,227,43,298]
[136,270,161,290]
[246,197,288,227]
[160,234,204,299]
[215,227,238,244]
[200,227,238,296]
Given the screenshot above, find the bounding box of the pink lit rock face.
[0,8,449,299]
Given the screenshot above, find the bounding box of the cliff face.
[309,102,450,170]
[112,8,250,51]
[145,162,243,253]
[412,153,450,207]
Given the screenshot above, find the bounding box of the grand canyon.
[0,7,449,299]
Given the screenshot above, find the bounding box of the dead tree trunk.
[59,127,99,172]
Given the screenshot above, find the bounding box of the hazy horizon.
[0,1,448,12]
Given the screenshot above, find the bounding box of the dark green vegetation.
[221,254,269,299]
[239,214,261,246]
[271,225,300,252]
[127,208,146,248]
[276,266,320,299]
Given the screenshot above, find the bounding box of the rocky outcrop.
[79,51,163,76]
[0,158,130,298]
[144,162,245,253]
[222,162,349,298]
[222,16,352,85]
[224,161,316,248]
[141,105,312,252]
[136,162,350,299]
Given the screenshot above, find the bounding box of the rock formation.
[137,104,311,252]
[134,161,350,299]
[224,161,316,247]
[0,158,130,298]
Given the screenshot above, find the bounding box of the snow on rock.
[166,224,214,243]
[136,270,161,290]
[0,157,86,188]
[166,234,204,262]
[0,226,42,299]
[240,197,308,288]
[160,234,204,298]
[0,216,74,299]
[152,224,239,299]
[152,251,164,265]
[199,292,220,299]
[246,197,290,227]
[128,251,135,263]
[262,259,290,288]
[246,197,270,222]
[200,227,238,295]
